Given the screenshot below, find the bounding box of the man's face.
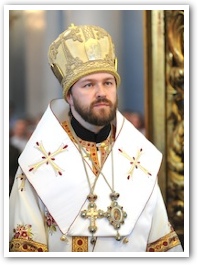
[66,73,118,127]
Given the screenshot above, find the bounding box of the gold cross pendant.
[81,202,104,234]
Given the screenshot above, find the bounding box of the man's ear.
[66,91,73,105]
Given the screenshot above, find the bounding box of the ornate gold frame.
[144,10,184,247]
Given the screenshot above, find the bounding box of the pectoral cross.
[81,202,104,234]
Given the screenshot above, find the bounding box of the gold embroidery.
[118,148,152,179]
[61,121,115,175]
[17,172,26,191]
[9,238,48,252]
[72,236,88,252]
[62,121,116,248]
[29,141,68,175]
[146,230,181,252]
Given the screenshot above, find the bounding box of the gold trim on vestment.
[146,230,181,252]
[9,238,48,252]
[62,120,115,251]
[61,121,114,175]
[72,236,88,252]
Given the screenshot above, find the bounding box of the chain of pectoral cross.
[80,147,152,239]
[79,141,127,241]
[67,121,128,241]
[78,140,107,236]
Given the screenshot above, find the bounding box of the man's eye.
[84,83,92,88]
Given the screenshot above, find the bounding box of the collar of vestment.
[70,115,111,143]
[18,98,162,237]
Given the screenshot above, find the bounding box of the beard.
[71,96,118,126]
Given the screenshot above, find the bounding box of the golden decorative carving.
[144,9,185,249]
[165,10,184,247]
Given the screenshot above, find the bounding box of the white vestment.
[9,99,182,253]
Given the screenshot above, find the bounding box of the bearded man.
[9,24,182,253]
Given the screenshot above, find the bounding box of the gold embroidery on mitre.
[48,24,120,98]
[9,238,48,252]
[146,230,181,252]
[72,236,88,252]
[84,38,102,60]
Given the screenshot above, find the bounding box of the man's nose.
[96,84,106,97]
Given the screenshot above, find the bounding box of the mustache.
[91,98,112,106]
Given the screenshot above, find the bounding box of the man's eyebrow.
[80,78,94,83]
[80,77,115,83]
[104,77,115,81]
